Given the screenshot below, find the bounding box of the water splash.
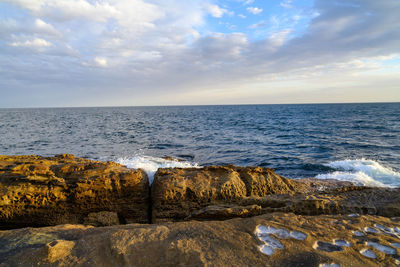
[315,159,400,187]
[116,155,199,184]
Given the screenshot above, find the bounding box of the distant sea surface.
[1,103,399,187]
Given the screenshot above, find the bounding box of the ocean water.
[0,103,399,186]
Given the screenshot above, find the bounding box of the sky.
[0,0,399,107]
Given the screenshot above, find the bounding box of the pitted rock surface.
[1,213,399,266]
[151,166,400,223]
[0,154,149,229]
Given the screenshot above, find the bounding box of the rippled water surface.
[0,103,399,185]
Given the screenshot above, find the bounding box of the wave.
[116,156,200,184]
[315,159,400,187]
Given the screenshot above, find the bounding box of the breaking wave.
[116,155,200,184]
[315,159,400,187]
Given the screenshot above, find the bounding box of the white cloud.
[94,57,108,67]
[243,0,254,5]
[247,7,263,15]
[268,29,292,47]
[204,4,228,18]
[195,33,248,61]
[6,0,46,12]
[34,19,61,37]
[238,14,246,19]
[6,0,162,32]
[10,38,52,48]
[280,0,293,9]
[1,0,400,107]
[249,20,267,29]
[7,0,118,22]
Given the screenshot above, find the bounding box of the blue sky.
[0,0,399,107]
[206,0,314,40]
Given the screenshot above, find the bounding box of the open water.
[0,103,399,186]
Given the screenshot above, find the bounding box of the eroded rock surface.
[0,155,149,229]
[151,166,302,222]
[1,213,399,267]
[152,166,400,223]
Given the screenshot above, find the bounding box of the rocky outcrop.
[152,166,400,223]
[1,154,400,266]
[1,213,399,266]
[151,166,303,222]
[0,154,149,229]
[2,156,400,228]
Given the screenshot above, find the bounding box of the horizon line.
[0,101,399,109]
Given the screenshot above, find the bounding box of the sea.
[0,103,399,187]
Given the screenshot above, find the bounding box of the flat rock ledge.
[1,213,399,266]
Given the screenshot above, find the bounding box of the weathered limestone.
[1,213,399,266]
[152,166,400,223]
[1,154,399,228]
[151,166,304,222]
[0,154,149,229]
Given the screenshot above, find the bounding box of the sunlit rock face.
[151,166,302,223]
[1,213,399,266]
[151,166,400,223]
[1,154,400,266]
[1,155,400,229]
[0,154,149,229]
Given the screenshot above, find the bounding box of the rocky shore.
[1,155,399,266]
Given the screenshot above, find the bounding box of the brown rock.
[0,155,149,229]
[83,211,120,227]
[235,166,301,196]
[186,204,262,220]
[1,213,399,266]
[151,166,248,222]
[151,166,400,223]
[151,166,320,222]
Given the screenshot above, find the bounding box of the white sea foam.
[315,159,400,187]
[116,155,200,184]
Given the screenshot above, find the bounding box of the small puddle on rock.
[360,248,377,259]
[255,225,308,256]
[319,263,341,267]
[333,239,351,247]
[348,214,359,218]
[290,231,307,240]
[313,241,344,252]
[366,241,397,255]
[363,227,379,234]
[353,230,364,237]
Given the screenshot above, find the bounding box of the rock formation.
[1,213,399,266]
[1,154,400,266]
[151,166,400,223]
[0,154,149,229]
[151,166,302,222]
